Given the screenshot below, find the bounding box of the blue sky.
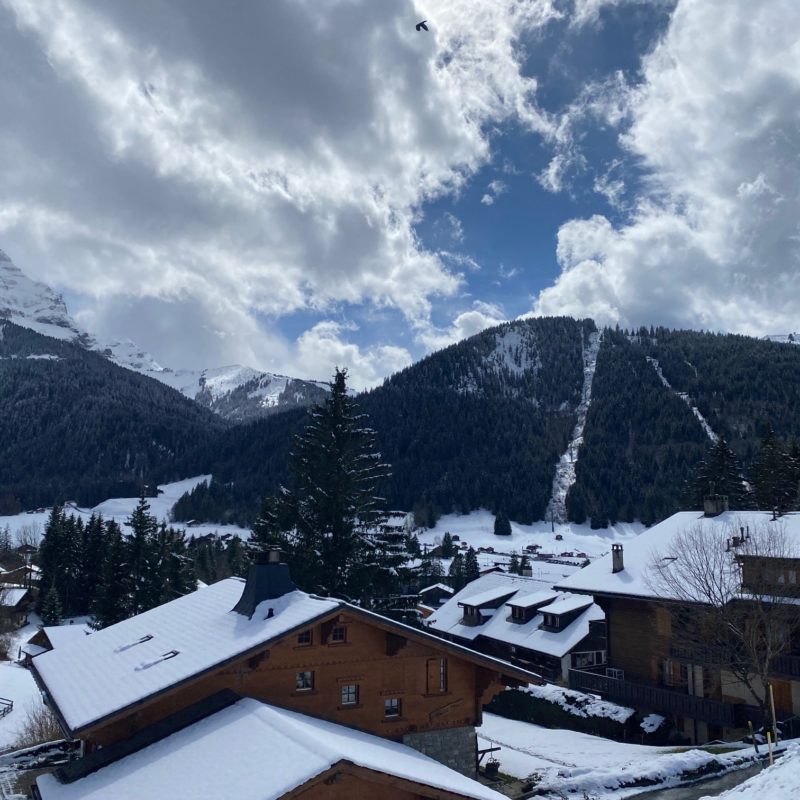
[1,0,798,387]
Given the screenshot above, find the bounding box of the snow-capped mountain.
[0,247,327,420]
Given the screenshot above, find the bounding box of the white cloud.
[535,0,800,336]
[480,179,507,205]
[0,0,560,373]
[416,300,506,351]
[295,321,412,390]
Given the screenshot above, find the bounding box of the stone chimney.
[703,482,729,517]
[233,550,296,618]
[611,543,624,574]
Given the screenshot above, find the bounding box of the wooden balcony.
[670,645,800,681]
[568,669,737,726]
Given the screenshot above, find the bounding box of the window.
[384,698,401,718]
[341,684,359,705]
[426,657,448,694]
[331,625,347,644]
[295,671,314,691]
[297,630,312,646]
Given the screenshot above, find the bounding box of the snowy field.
[416,508,644,566]
[0,661,43,750]
[0,476,251,543]
[477,713,756,799]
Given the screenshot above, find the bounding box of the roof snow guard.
[233,550,295,618]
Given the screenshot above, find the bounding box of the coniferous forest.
[3,317,800,529]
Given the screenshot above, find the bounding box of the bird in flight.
[416,20,429,31]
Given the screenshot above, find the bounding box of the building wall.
[85,611,503,751]
[402,726,477,776]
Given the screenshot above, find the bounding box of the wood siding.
[84,611,505,749]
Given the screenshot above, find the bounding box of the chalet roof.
[42,624,94,649]
[506,589,559,609]
[36,697,507,800]
[0,586,30,607]
[418,582,455,595]
[458,585,517,608]
[428,573,603,658]
[556,511,800,602]
[33,578,538,736]
[542,595,593,616]
[32,580,341,734]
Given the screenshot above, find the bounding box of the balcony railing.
[670,646,800,681]
[568,669,737,726]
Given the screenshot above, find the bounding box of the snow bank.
[700,744,800,799]
[521,683,635,724]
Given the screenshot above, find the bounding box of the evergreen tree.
[127,495,161,615]
[271,368,393,602]
[493,511,512,536]
[464,547,480,584]
[91,520,130,629]
[519,554,530,574]
[405,533,421,558]
[686,438,752,509]
[508,551,520,575]
[751,425,798,513]
[39,585,63,626]
[448,553,466,591]
[157,524,196,603]
[440,532,455,557]
[0,525,12,561]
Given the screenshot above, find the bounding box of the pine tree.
[272,368,393,602]
[127,495,161,615]
[687,438,752,509]
[494,510,511,536]
[440,532,455,557]
[91,521,130,629]
[519,554,530,574]
[751,425,798,513]
[0,525,12,561]
[39,585,63,626]
[508,551,520,575]
[464,547,480,584]
[157,524,196,603]
[448,553,466,591]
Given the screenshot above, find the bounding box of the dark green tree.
[508,551,520,575]
[686,438,752,510]
[271,368,393,603]
[519,554,530,574]
[39,585,63,626]
[494,511,512,536]
[448,553,466,591]
[127,495,161,615]
[91,520,130,629]
[464,547,480,584]
[440,532,455,557]
[751,425,798,513]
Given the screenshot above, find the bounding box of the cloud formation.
[535,0,800,335]
[0,0,559,382]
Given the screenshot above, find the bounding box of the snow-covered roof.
[42,624,93,649]
[542,595,594,616]
[418,582,454,595]
[506,589,559,608]
[36,698,507,800]
[428,573,603,658]
[557,511,800,601]
[33,580,341,733]
[458,585,517,608]
[0,586,29,607]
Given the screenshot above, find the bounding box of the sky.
[1,0,798,389]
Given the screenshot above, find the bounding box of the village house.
[0,585,35,629]
[557,501,800,744]
[31,551,538,796]
[418,583,455,618]
[34,694,508,800]
[425,572,606,683]
[20,622,93,666]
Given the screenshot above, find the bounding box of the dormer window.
[331,625,347,644]
[541,613,561,631]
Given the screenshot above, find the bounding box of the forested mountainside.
[0,321,227,512]
[173,316,598,525]
[4,315,800,529]
[567,328,800,526]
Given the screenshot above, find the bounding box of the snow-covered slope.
[763,333,799,345]
[0,247,327,420]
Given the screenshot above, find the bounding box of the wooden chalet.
[558,502,800,743]
[0,585,34,629]
[34,694,507,800]
[31,551,537,783]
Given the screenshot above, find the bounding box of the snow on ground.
[478,713,755,799]
[546,330,602,524]
[700,743,800,799]
[521,683,635,724]
[417,509,643,565]
[0,476,250,543]
[0,662,43,750]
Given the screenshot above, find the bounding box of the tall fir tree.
[448,553,466,591]
[91,520,130,629]
[127,495,161,615]
[39,585,63,626]
[270,368,393,603]
[463,547,480,584]
[493,510,512,536]
[686,437,753,510]
[751,425,798,513]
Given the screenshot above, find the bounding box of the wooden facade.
[73,607,522,751]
